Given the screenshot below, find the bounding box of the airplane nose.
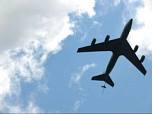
[130,18,133,24]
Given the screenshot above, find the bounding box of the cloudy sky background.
[0,0,152,113]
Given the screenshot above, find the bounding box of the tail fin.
[91,74,114,87]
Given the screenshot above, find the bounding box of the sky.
[0,0,152,113]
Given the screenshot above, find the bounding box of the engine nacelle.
[105,35,110,43]
[140,55,145,63]
[134,45,139,52]
[91,38,96,45]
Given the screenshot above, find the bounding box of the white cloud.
[113,0,121,6]
[6,101,41,113]
[37,82,49,94]
[0,0,96,112]
[110,0,152,57]
[0,67,11,97]
[0,0,95,53]
[0,41,46,112]
[127,0,152,57]
[69,63,95,112]
[70,63,96,87]
[73,100,83,112]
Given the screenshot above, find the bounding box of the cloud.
[108,0,152,57]
[0,41,46,112]
[73,100,84,112]
[114,0,152,58]
[70,63,96,87]
[0,0,95,53]
[6,101,41,113]
[126,0,152,57]
[0,0,96,112]
[69,63,96,112]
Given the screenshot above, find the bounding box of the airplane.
[101,85,106,88]
[77,19,147,87]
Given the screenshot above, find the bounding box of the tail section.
[91,74,114,87]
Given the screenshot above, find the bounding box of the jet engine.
[105,35,110,43]
[133,45,139,52]
[91,38,96,45]
[140,55,145,63]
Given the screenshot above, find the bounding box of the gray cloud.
[0,0,95,53]
[0,0,96,112]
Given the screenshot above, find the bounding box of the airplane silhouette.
[101,85,106,88]
[77,19,147,87]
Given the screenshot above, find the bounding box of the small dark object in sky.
[101,85,106,88]
[77,19,147,87]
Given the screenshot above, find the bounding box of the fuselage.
[105,19,133,75]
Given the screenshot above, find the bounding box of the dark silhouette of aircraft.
[77,19,147,87]
[101,85,106,88]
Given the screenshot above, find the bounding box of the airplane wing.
[123,44,147,75]
[77,38,119,53]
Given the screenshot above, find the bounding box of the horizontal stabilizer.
[91,74,114,87]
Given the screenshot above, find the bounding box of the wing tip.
[77,48,81,53]
[143,70,147,76]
